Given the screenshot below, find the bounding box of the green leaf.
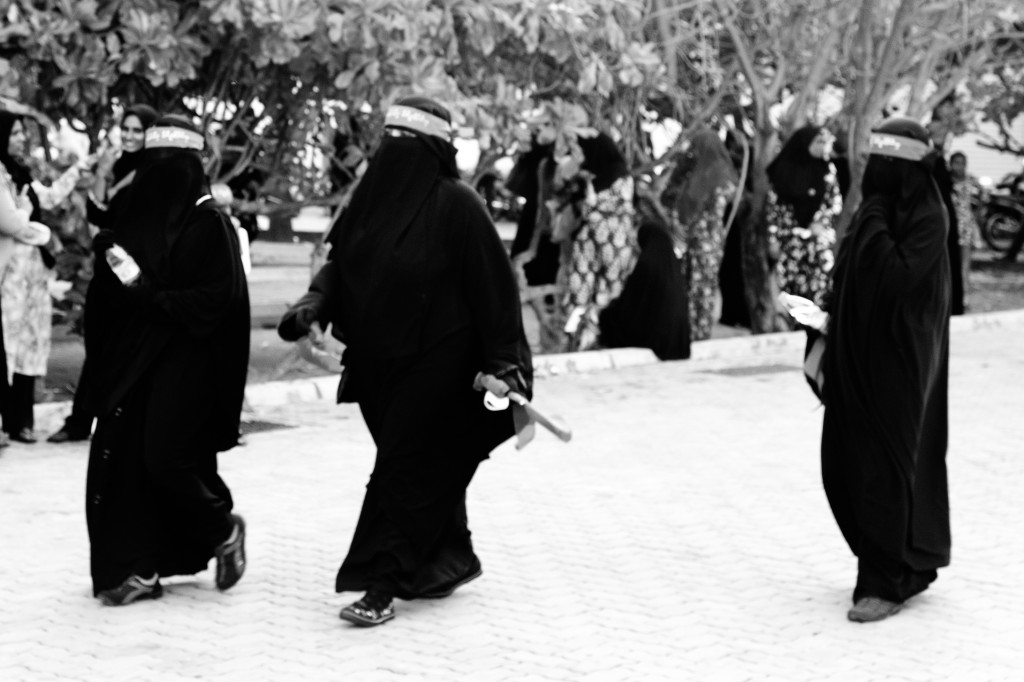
[327,11,344,43]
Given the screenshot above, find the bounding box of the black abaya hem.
[86,375,234,595]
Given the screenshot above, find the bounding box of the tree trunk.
[741,160,787,334]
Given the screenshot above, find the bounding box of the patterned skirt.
[564,176,638,351]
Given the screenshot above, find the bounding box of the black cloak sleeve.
[453,183,533,397]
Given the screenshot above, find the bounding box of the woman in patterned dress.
[662,127,738,341]
[532,111,636,352]
[948,152,978,304]
[0,111,85,443]
[765,126,843,308]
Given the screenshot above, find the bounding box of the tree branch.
[715,0,767,107]
[863,0,916,116]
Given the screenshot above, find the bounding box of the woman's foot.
[339,590,395,627]
[215,514,246,590]
[47,427,91,443]
[10,428,36,444]
[847,596,902,622]
[420,559,483,599]
[98,574,163,606]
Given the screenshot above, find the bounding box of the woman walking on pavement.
[821,118,951,623]
[278,96,532,627]
[48,103,159,444]
[83,115,250,606]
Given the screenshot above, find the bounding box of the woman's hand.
[14,186,32,214]
[91,140,118,177]
[555,154,582,184]
[91,229,117,255]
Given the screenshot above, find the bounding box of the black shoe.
[339,590,395,627]
[847,596,902,623]
[47,427,90,443]
[420,562,483,599]
[215,514,246,590]
[10,428,36,444]
[98,574,163,606]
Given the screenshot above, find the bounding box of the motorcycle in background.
[980,172,1024,254]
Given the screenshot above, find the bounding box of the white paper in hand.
[778,292,828,332]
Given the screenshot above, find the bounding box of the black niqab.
[506,139,559,285]
[578,131,629,193]
[117,144,207,285]
[325,99,461,357]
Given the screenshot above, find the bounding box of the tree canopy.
[2,0,1019,187]
[2,0,1022,332]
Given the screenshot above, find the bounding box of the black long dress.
[83,150,249,595]
[598,220,690,360]
[932,156,965,315]
[506,141,559,286]
[280,127,531,600]
[821,154,951,604]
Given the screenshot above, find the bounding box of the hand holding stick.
[296,321,345,373]
[473,372,572,444]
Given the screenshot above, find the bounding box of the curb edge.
[35,308,1024,423]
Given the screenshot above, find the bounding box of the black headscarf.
[116,114,209,285]
[767,125,830,227]
[505,136,559,284]
[578,131,629,193]
[668,126,738,219]
[109,103,158,184]
[0,111,40,219]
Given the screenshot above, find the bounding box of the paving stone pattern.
[1,324,1022,681]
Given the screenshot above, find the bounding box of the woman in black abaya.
[279,96,532,627]
[84,115,250,606]
[821,118,951,623]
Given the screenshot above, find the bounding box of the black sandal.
[339,590,395,627]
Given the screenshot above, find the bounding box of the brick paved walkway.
[1,319,1022,681]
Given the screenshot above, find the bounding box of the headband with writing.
[145,126,205,151]
[869,133,932,162]
[384,104,452,140]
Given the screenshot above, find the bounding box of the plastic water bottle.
[106,244,140,285]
